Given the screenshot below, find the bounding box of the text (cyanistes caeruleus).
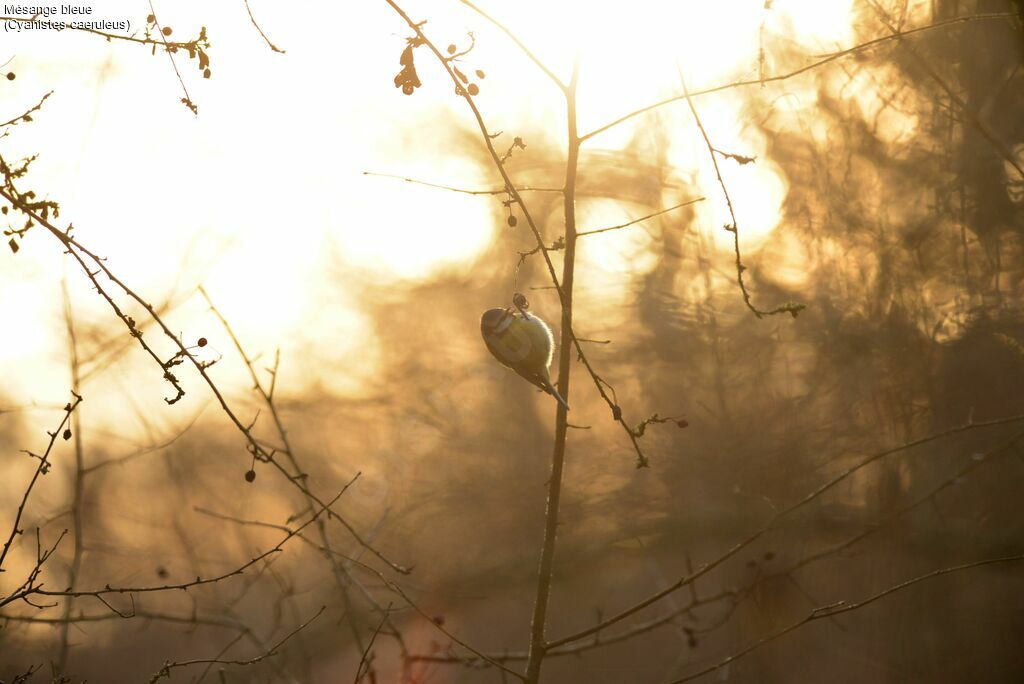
[480,307,570,411]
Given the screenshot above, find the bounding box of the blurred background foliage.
[2,0,1024,682]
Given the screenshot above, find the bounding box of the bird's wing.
[484,337,549,391]
[483,337,516,370]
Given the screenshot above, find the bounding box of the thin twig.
[148,605,325,682]
[678,67,803,318]
[0,174,409,575]
[146,1,196,114]
[667,555,1024,683]
[195,505,525,680]
[0,392,82,575]
[0,91,52,129]
[579,12,1018,142]
[577,197,705,237]
[547,414,1024,648]
[200,285,386,658]
[362,171,562,195]
[457,0,566,91]
[353,603,392,683]
[4,479,356,609]
[243,0,285,53]
[867,2,1024,179]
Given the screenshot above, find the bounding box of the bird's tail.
[543,380,571,412]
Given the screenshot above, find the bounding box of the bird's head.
[481,308,514,336]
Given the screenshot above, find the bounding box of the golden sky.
[0,0,914,437]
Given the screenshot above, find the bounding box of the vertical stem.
[959,179,969,292]
[58,278,84,673]
[525,59,580,684]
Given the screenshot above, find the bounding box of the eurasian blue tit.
[480,307,570,411]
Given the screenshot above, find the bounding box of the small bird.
[480,307,570,411]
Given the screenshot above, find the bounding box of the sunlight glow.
[0,0,880,425]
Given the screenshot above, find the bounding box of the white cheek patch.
[494,315,514,334]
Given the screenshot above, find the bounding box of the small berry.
[446,44,456,54]
[244,469,256,482]
[507,215,517,227]
[197,337,208,347]
[162,26,172,36]
[147,14,155,23]
[62,429,72,441]
[6,72,14,81]
[467,83,479,96]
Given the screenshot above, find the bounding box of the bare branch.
[579,12,1018,142]
[457,0,566,91]
[678,67,804,318]
[243,0,285,53]
[547,415,1024,648]
[0,172,410,575]
[1,91,51,129]
[0,392,82,574]
[577,197,705,237]
[148,605,325,682]
[195,505,526,680]
[667,555,1024,683]
[353,603,392,683]
[4,478,356,610]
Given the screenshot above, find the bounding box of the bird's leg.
[512,291,530,316]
